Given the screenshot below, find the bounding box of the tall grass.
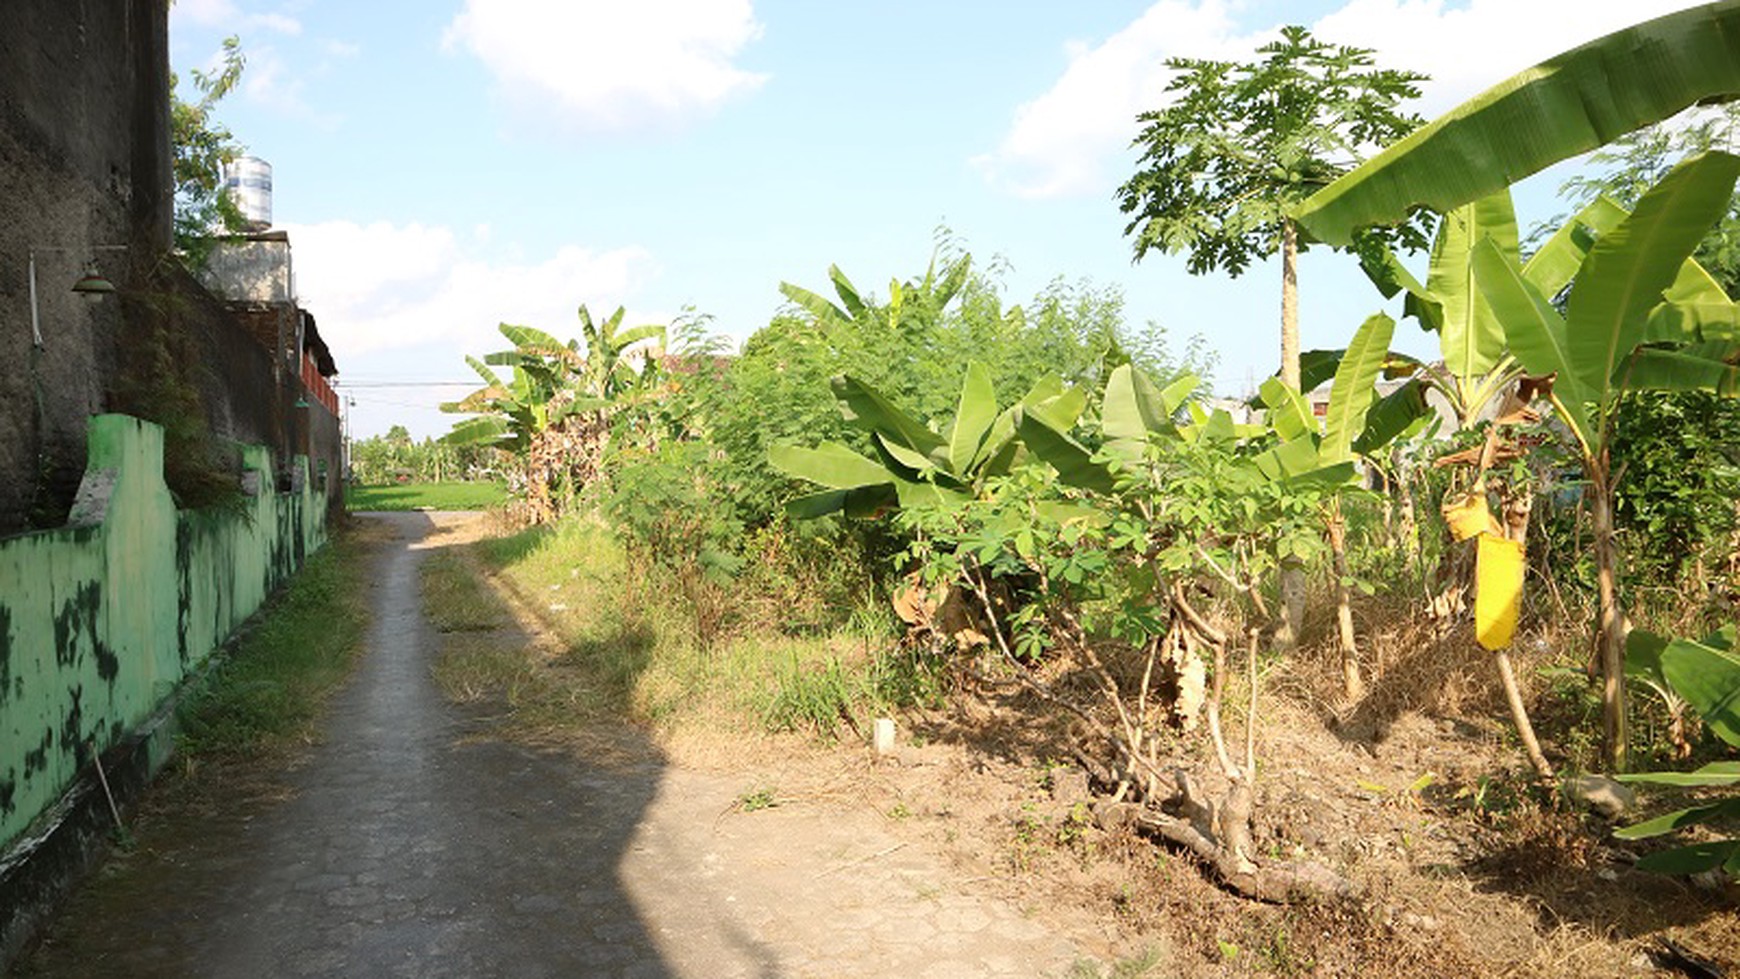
[444,515,929,745]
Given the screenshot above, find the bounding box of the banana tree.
[767,363,1090,517]
[1290,1,1740,772]
[1616,626,1740,875]
[1472,151,1740,770]
[442,305,667,522]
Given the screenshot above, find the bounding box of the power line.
[333,380,476,388]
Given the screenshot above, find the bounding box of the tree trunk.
[1274,218,1307,648]
[1591,455,1628,772]
[1396,450,1419,567]
[1326,502,1363,701]
[1280,218,1301,391]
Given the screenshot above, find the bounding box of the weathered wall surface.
[0,415,328,851]
[0,0,173,535]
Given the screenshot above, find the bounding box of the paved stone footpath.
[15,512,1087,978]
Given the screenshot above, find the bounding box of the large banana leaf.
[613,324,667,350]
[1321,312,1396,464]
[785,485,896,519]
[1258,377,1316,441]
[949,362,999,475]
[441,415,511,446]
[1643,302,1740,344]
[1352,378,1433,456]
[779,281,853,329]
[1662,632,1740,746]
[1470,238,1595,445]
[828,264,867,318]
[1102,364,1178,462]
[1291,1,1740,245]
[831,375,947,459]
[1522,197,1630,299]
[1625,342,1740,395]
[1431,195,1517,385]
[1017,406,1117,494]
[1565,152,1740,394]
[767,443,892,490]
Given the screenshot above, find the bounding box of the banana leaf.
[1291,1,1740,245]
[1258,377,1317,442]
[949,362,999,475]
[784,484,897,519]
[1103,364,1177,461]
[1321,312,1396,465]
[831,375,947,458]
[1353,378,1431,455]
[1470,238,1595,445]
[1661,631,1740,746]
[441,415,511,446]
[1523,197,1631,298]
[1634,840,1740,875]
[767,442,892,490]
[828,264,867,318]
[1618,760,1740,788]
[1642,303,1740,344]
[1433,196,1518,384]
[1566,152,1740,395]
[1017,407,1116,494]
[1626,341,1740,394]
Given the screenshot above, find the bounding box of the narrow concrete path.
[16,513,1087,978]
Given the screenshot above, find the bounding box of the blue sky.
[169,0,1708,439]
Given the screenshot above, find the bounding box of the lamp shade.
[70,264,116,296]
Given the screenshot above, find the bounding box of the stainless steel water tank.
[224,155,273,231]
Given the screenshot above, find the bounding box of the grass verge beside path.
[348,481,507,512]
[421,517,923,759]
[175,523,371,760]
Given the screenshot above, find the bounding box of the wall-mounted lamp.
[27,244,128,348]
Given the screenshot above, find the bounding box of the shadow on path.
[17,512,675,978]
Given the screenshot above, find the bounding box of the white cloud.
[241,44,341,128]
[977,0,1711,199]
[284,220,658,362]
[171,0,302,35]
[442,0,767,131]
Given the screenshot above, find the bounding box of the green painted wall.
[0,414,327,848]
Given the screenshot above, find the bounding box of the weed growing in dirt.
[1066,946,1163,978]
[736,787,778,812]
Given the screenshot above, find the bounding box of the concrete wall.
[0,414,328,851]
[0,0,173,535]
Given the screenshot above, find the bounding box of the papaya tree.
[1117,27,1431,649]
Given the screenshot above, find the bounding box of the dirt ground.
[429,511,1740,977]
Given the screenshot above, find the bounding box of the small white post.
[873,717,896,757]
